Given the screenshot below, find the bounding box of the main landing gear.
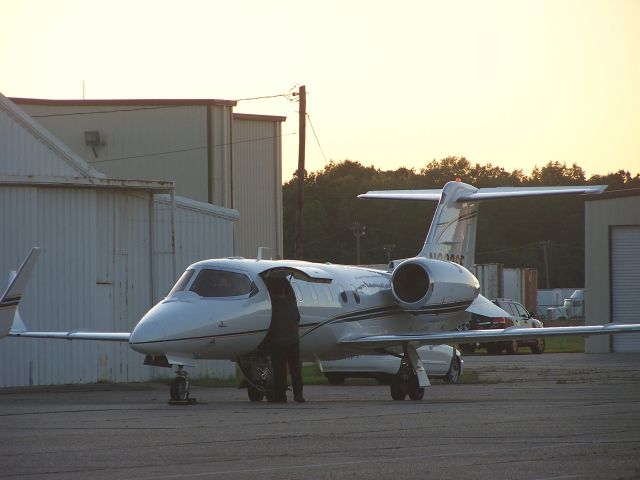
[389,345,430,401]
[238,354,276,402]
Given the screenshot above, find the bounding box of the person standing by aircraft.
[265,278,305,403]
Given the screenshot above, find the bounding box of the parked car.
[461,298,545,354]
[319,344,463,385]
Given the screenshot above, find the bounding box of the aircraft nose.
[129,314,168,351]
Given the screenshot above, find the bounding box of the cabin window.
[350,284,361,304]
[310,284,319,303]
[190,269,253,297]
[337,284,348,304]
[291,282,304,302]
[168,269,195,295]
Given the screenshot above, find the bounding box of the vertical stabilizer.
[418,181,479,269]
[0,248,40,338]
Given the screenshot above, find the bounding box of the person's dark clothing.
[270,342,303,402]
[266,296,300,347]
[264,288,304,402]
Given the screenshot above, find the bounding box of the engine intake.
[391,257,479,311]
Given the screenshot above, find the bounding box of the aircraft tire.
[390,377,406,400]
[531,338,545,354]
[247,386,265,402]
[408,376,425,400]
[506,341,519,355]
[170,376,189,401]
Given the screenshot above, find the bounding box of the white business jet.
[3,180,640,402]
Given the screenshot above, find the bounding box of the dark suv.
[462,298,545,354]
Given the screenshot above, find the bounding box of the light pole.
[350,223,366,265]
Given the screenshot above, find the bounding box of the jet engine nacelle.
[391,257,480,311]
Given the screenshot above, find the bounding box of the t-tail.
[0,248,40,338]
[419,181,479,268]
[359,181,608,270]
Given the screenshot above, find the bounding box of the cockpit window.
[168,269,195,296]
[190,269,254,297]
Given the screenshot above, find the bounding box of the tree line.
[282,157,640,288]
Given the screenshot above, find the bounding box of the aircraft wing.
[339,323,640,350]
[358,185,607,202]
[9,330,130,341]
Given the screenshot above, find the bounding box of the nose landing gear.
[169,366,196,404]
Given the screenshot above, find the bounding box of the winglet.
[0,248,41,338]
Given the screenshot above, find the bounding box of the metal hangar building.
[0,92,285,387]
[585,188,640,352]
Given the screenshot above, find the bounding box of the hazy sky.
[2,0,638,180]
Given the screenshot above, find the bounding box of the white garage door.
[612,226,640,352]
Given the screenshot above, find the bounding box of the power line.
[91,132,297,165]
[306,113,328,164]
[31,105,186,118]
[235,93,294,102]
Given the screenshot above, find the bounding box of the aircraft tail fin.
[1,248,40,338]
[359,182,606,269]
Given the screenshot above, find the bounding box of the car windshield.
[190,269,254,297]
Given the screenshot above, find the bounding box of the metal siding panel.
[0,187,38,386]
[232,118,280,258]
[0,103,83,177]
[611,226,640,352]
[585,196,640,352]
[152,196,237,380]
[19,104,210,202]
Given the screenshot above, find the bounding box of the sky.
[1,0,639,181]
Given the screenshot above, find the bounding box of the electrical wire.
[90,132,297,165]
[306,113,328,164]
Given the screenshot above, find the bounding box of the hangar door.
[612,226,640,352]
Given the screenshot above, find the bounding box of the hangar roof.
[10,97,237,108]
[585,188,640,201]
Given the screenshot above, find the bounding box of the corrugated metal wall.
[0,186,237,387]
[17,104,213,203]
[232,117,283,259]
[585,195,640,353]
[0,98,95,178]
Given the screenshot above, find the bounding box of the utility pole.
[540,240,551,289]
[351,222,366,264]
[294,85,306,259]
[383,244,396,264]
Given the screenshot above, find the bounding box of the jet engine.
[391,257,480,311]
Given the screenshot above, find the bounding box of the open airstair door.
[259,266,333,284]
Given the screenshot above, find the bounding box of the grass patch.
[544,336,584,353]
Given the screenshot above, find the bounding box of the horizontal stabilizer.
[466,295,510,318]
[339,323,640,350]
[358,185,607,202]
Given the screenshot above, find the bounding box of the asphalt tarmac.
[1,353,639,480]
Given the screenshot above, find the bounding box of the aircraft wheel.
[390,377,406,400]
[531,338,545,354]
[247,385,265,402]
[506,341,519,355]
[170,376,189,401]
[407,375,425,400]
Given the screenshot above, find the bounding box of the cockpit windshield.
[168,269,195,296]
[190,269,255,298]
